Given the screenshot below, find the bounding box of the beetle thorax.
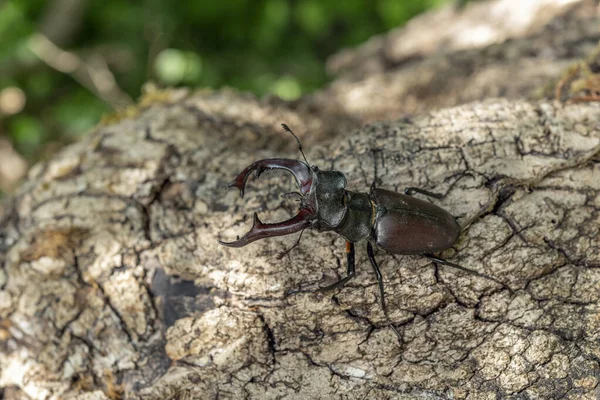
[335,191,373,243]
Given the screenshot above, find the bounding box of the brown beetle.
[219,125,506,317]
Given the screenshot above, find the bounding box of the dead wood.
[1,1,600,399]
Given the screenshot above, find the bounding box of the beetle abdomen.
[371,188,459,254]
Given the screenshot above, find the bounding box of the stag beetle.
[219,125,505,316]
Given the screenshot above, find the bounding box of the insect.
[219,124,506,319]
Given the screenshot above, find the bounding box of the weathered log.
[1,0,600,399]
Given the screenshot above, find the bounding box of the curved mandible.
[218,209,312,247]
[224,158,312,198]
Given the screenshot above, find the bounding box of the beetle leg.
[367,242,402,340]
[366,242,387,313]
[224,158,313,198]
[219,209,311,248]
[404,187,444,199]
[317,242,355,291]
[425,254,511,292]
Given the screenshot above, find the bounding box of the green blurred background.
[0,0,449,197]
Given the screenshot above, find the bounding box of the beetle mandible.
[219,124,505,315]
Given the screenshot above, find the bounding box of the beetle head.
[309,166,347,230]
[218,159,348,247]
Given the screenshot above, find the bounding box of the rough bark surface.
[316,0,600,122]
[1,1,600,400]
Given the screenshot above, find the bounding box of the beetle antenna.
[277,228,306,259]
[282,124,309,165]
[370,148,380,193]
[281,191,303,201]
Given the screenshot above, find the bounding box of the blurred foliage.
[0,0,449,197]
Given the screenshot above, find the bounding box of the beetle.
[219,124,506,318]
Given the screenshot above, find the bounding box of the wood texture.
[1,0,599,398]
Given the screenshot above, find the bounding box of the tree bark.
[1,1,600,399]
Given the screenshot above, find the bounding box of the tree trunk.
[1,1,600,399]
